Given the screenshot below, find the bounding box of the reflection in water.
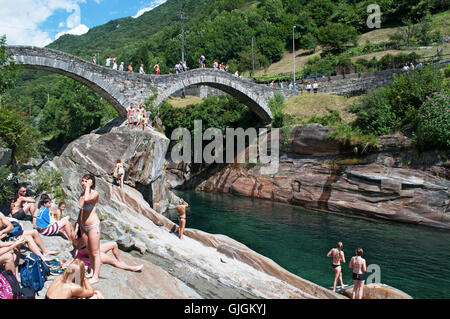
[170,191,450,299]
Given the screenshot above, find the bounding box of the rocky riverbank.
[167,124,450,230]
[10,124,342,299]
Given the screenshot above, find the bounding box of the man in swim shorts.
[349,248,367,299]
[10,186,36,220]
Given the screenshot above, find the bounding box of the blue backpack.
[19,253,50,293]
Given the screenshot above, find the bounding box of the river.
[167,190,450,299]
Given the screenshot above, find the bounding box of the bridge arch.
[153,69,274,122]
[8,46,133,117]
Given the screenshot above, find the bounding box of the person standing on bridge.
[154,62,160,74]
[119,62,124,71]
[313,80,319,94]
[139,64,145,74]
[128,63,133,73]
[92,54,97,64]
[112,58,118,70]
[105,56,111,68]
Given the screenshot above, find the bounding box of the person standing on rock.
[174,199,189,240]
[327,241,346,292]
[136,104,146,130]
[127,104,136,129]
[349,248,367,299]
[113,159,125,190]
[76,174,101,285]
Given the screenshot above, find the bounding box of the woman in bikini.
[76,174,101,284]
[327,241,346,292]
[72,224,143,273]
[114,159,125,189]
[45,259,103,299]
[174,199,189,240]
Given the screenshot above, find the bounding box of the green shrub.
[415,93,450,151]
[269,93,286,128]
[0,166,14,204]
[0,106,40,164]
[32,169,66,203]
[352,88,398,136]
[307,110,342,126]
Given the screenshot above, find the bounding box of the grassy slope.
[284,93,359,124]
[256,10,450,77]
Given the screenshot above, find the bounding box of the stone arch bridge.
[8,46,296,122]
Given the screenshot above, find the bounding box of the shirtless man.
[136,104,146,130]
[174,199,189,240]
[10,186,36,220]
[127,104,136,129]
[349,248,367,299]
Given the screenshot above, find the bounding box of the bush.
[307,110,342,126]
[317,23,358,53]
[415,92,450,151]
[0,106,40,164]
[352,88,398,136]
[0,165,14,204]
[269,93,286,128]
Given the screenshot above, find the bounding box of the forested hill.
[46,0,449,75]
[46,0,226,63]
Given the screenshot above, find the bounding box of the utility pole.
[292,26,296,90]
[251,37,255,77]
[180,0,186,98]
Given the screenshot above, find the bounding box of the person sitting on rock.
[1,211,57,262]
[174,199,189,240]
[33,195,74,241]
[72,224,143,273]
[0,213,26,280]
[10,185,36,220]
[45,259,104,299]
[50,202,66,223]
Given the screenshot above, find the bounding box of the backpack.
[9,221,24,238]
[0,270,22,299]
[19,253,50,293]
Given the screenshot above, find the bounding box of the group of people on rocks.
[327,242,367,299]
[126,103,152,131]
[1,179,143,299]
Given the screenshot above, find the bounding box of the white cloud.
[55,24,89,40]
[0,0,89,47]
[132,0,167,19]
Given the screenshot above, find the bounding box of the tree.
[0,35,22,98]
[317,23,358,53]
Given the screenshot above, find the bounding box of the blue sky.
[0,0,167,47]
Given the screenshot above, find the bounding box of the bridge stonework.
[8,46,297,122]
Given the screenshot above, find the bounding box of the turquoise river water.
[169,190,450,299]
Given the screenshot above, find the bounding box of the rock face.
[0,146,12,166]
[184,125,450,229]
[15,124,341,299]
